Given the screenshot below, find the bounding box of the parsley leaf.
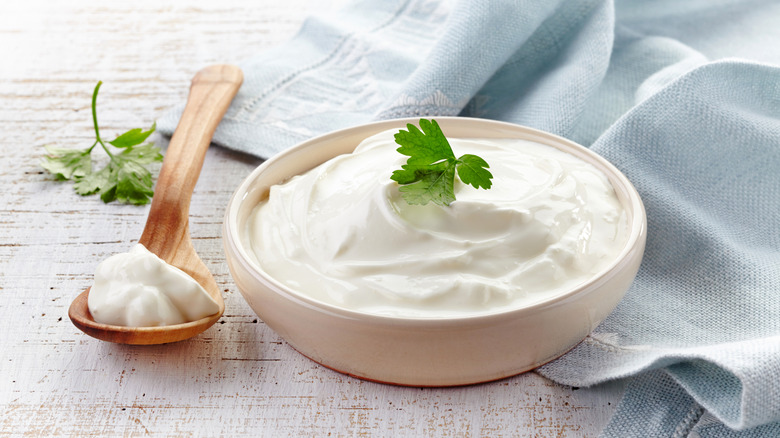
[398,164,456,206]
[115,160,155,205]
[456,154,493,190]
[394,119,455,165]
[73,164,112,196]
[41,146,92,180]
[391,119,493,206]
[116,142,163,165]
[40,81,163,205]
[109,122,156,148]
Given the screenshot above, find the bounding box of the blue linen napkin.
[158,0,780,435]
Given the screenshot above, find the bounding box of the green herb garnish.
[391,118,493,206]
[41,81,163,205]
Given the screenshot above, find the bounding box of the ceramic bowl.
[223,117,646,387]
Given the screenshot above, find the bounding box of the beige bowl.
[223,117,646,387]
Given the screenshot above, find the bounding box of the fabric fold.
[538,60,780,433]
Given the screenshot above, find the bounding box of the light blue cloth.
[159,0,780,435]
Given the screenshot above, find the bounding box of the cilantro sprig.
[41,81,163,205]
[391,119,493,206]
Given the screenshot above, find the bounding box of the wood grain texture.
[0,0,624,436]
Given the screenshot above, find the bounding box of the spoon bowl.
[68,64,243,344]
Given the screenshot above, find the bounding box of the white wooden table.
[0,1,624,435]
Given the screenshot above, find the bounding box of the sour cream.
[88,244,220,326]
[245,130,628,317]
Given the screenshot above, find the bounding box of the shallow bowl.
[223,117,646,386]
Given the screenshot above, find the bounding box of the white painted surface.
[0,1,623,435]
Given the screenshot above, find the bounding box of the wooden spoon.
[68,64,243,344]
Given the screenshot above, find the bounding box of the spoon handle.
[139,64,243,257]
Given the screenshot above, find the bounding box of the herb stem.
[89,81,116,160]
[86,139,99,154]
[91,81,102,142]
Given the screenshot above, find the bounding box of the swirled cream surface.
[245,131,628,317]
[88,244,220,326]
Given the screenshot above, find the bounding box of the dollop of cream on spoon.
[88,244,220,327]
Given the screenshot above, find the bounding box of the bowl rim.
[223,116,646,326]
